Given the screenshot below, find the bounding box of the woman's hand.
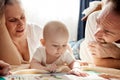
[0,60,11,76]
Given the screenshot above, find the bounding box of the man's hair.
[110,0,120,14]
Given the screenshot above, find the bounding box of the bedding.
[3,66,120,80]
[69,39,84,60]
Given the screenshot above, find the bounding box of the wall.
[21,0,80,41]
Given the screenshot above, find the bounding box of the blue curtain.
[77,0,101,40]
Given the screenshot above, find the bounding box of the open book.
[12,65,70,74]
[81,66,120,79]
[11,65,120,80]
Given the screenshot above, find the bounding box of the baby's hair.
[43,21,69,40]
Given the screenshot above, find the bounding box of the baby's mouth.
[56,53,61,56]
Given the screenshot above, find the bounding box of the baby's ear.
[40,39,45,46]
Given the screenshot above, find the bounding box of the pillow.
[69,39,84,60]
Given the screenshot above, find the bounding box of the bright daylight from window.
[21,0,79,41]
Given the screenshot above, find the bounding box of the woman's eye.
[9,19,17,22]
[21,16,25,19]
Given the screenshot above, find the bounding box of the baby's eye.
[53,45,58,47]
[63,45,67,47]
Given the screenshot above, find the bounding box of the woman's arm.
[0,10,21,65]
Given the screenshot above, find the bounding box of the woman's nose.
[18,20,24,26]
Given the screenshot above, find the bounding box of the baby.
[30,21,88,76]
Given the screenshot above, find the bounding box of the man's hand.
[88,41,120,59]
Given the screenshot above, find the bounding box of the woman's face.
[5,3,26,39]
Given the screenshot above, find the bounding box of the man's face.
[94,4,120,43]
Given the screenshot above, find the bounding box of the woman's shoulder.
[26,23,43,38]
[27,23,43,31]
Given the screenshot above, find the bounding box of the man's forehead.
[97,4,120,29]
[97,2,112,20]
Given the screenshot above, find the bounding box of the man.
[80,0,120,69]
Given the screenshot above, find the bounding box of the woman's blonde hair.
[0,0,5,19]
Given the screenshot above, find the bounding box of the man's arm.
[93,57,120,69]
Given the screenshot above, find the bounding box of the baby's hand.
[78,61,89,66]
[68,68,88,77]
[46,64,58,73]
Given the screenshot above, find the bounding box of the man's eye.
[103,29,109,33]
[104,30,114,35]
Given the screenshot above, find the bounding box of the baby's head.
[41,21,69,57]
[43,21,69,41]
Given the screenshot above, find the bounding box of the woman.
[0,0,42,65]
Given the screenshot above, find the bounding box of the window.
[21,0,79,41]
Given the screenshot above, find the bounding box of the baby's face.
[44,35,69,57]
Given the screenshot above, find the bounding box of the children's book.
[2,65,120,80]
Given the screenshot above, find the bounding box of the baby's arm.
[76,60,89,66]
[68,61,88,77]
[30,58,48,71]
[30,58,57,72]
